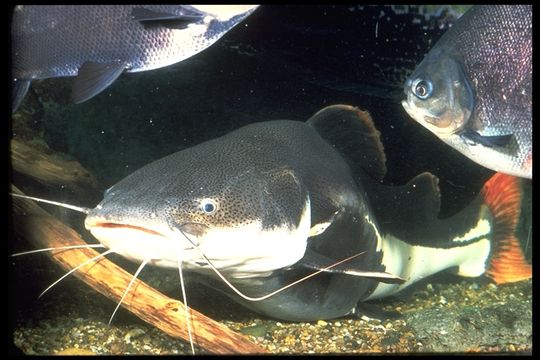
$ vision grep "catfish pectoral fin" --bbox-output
[352,302,402,320]
[343,270,405,284]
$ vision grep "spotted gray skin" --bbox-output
[86,114,384,321]
[11,5,258,110]
[91,121,325,233]
[402,5,532,179]
[84,105,520,321]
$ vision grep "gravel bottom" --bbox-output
[9,261,532,355]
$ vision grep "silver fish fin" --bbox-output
[12,78,31,113]
[72,61,126,104]
[460,130,514,148]
[131,7,204,30]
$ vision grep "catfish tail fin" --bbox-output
[481,173,531,284]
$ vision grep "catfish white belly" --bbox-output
[80,104,530,321]
[12,105,531,322]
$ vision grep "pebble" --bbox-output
[11,271,531,355]
[439,296,447,305]
[124,328,145,344]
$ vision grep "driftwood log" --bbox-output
[10,138,99,197]
[11,185,267,354]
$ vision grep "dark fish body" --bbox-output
[402,5,532,179]
[83,105,530,321]
[11,5,258,110]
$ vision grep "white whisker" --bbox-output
[12,244,105,257]
[201,247,365,302]
[108,258,149,326]
[172,227,365,302]
[10,193,91,214]
[39,249,114,298]
[177,257,195,355]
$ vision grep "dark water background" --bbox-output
[17,5,498,213]
[9,5,532,354]
[17,5,531,240]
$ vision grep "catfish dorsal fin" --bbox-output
[363,172,442,243]
[307,105,387,182]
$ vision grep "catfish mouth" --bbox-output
[85,219,208,239]
[84,218,202,269]
[84,217,210,251]
[89,222,165,237]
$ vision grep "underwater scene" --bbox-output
[9,5,532,355]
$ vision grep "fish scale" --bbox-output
[14,6,196,76]
[402,5,532,179]
[11,5,258,111]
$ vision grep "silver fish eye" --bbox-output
[412,78,433,100]
[200,198,218,214]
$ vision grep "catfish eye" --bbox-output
[200,199,218,214]
[412,79,433,100]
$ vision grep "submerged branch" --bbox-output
[10,185,266,354]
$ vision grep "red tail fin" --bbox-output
[481,173,531,284]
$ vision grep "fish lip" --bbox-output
[424,115,443,127]
[85,218,208,246]
[401,98,458,136]
[86,221,166,237]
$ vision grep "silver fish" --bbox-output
[402,5,532,179]
[11,5,258,112]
